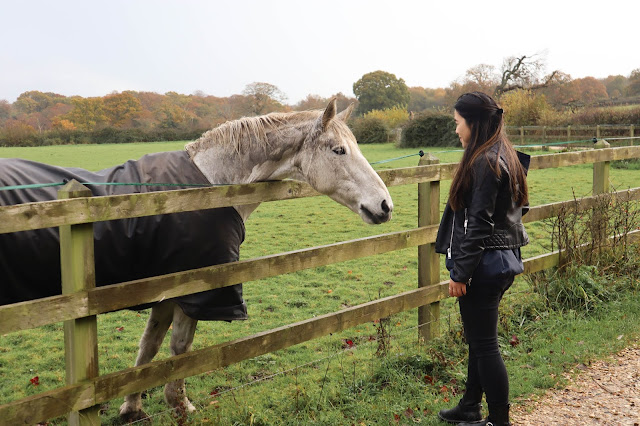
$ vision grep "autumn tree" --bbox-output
[156,100,187,129]
[628,69,640,96]
[445,80,488,106]
[23,102,73,132]
[52,117,77,131]
[353,70,410,115]
[242,82,288,116]
[541,74,608,109]
[157,92,202,129]
[13,91,67,114]
[294,94,329,111]
[541,71,581,108]
[465,64,499,93]
[332,92,358,114]
[0,100,11,124]
[602,75,628,99]
[65,97,107,130]
[575,77,608,103]
[408,87,446,112]
[103,91,143,128]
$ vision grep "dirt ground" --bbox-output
[512,343,639,425]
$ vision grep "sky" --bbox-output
[1,0,638,105]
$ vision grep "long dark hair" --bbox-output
[448,91,528,211]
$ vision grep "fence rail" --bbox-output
[1,144,639,424]
[506,124,637,145]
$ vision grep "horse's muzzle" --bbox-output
[360,200,392,224]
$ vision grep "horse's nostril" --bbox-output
[381,199,390,214]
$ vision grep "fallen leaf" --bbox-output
[509,334,520,347]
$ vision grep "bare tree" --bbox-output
[495,53,560,95]
[465,64,499,93]
[242,82,288,116]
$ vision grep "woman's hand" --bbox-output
[449,279,467,297]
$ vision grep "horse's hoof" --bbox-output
[167,399,196,413]
[119,407,150,423]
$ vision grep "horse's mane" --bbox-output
[186,110,322,155]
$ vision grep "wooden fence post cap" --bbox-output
[58,179,92,199]
[419,152,440,165]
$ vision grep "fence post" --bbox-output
[58,180,100,426]
[592,139,610,195]
[631,125,635,146]
[520,127,524,145]
[596,125,601,140]
[567,125,571,142]
[417,153,440,342]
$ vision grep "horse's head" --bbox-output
[297,99,393,225]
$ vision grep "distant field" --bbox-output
[1,142,639,424]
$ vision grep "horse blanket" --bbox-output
[0,151,248,321]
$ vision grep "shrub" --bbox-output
[572,105,640,125]
[349,116,390,144]
[363,106,409,130]
[0,120,38,147]
[399,112,457,148]
[0,127,209,147]
[499,89,552,126]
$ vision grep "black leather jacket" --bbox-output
[435,146,530,283]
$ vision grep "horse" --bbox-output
[0,99,393,422]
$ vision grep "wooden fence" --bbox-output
[506,124,637,145]
[1,144,640,424]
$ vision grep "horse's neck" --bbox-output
[188,133,305,222]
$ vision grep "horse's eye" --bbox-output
[332,147,346,155]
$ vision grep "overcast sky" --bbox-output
[2,0,638,104]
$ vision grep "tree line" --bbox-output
[2,53,640,147]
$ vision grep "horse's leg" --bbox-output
[164,305,198,413]
[119,302,174,422]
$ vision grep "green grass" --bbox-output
[0,142,639,424]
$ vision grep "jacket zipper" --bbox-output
[464,208,468,235]
[447,212,454,259]
[449,209,473,286]
[464,208,472,286]
[448,209,468,259]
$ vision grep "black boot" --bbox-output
[458,404,510,426]
[437,397,482,424]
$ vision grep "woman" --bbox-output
[435,92,530,426]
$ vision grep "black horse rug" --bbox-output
[0,151,247,321]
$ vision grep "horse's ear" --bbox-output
[336,103,355,122]
[321,98,338,131]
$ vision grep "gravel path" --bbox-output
[512,344,639,425]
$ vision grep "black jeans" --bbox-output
[458,276,513,408]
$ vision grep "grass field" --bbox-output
[0,142,639,425]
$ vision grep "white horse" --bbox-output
[118,99,393,421]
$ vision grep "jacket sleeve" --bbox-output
[451,157,501,283]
